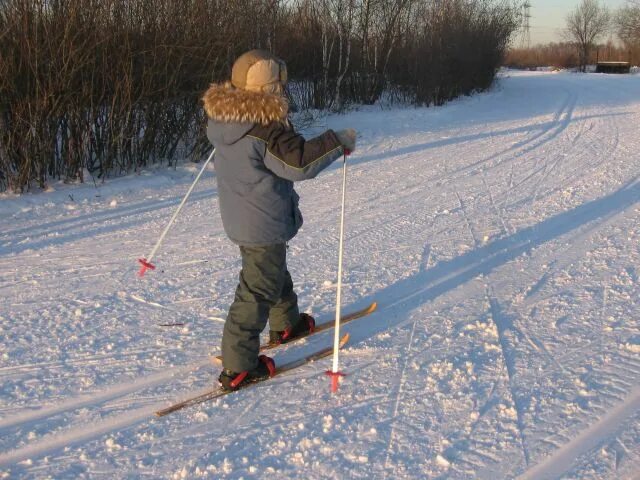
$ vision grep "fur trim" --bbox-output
[202,81,288,126]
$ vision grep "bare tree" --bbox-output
[565,0,611,72]
[616,0,640,49]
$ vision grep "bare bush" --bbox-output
[408,0,517,106]
[0,0,270,192]
[505,43,577,70]
[0,0,519,192]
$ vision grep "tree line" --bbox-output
[0,0,519,192]
[505,41,634,71]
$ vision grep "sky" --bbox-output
[524,0,628,46]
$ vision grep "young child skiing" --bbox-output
[203,50,357,391]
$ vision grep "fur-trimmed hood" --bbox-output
[202,81,289,126]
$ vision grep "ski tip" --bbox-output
[340,333,350,347]
[369,302,378,312]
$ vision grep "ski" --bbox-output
[155,334,350,417]
[212,301,376,363]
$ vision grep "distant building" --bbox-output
[596,62,631,74]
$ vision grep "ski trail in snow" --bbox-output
[455,191,479,248]
[486,291,531,466]
[0,404,159,468]
[126,293,225,323]
[482,174,511,236]
[382,318,419,477]
[442,89,575,181]
[518,387,640,480]
[1,187,216,240]
[129,293,180,311]
[457,182,534,466]
[0,359,209,433]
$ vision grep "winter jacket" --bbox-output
[203,82,344,246]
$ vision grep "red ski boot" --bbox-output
[269,313,315,345]
[218,355,276,391]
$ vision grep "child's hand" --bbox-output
[335,129,357,153]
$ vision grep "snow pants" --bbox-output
[221,243,300,372]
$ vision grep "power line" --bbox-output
[520,1,532,49]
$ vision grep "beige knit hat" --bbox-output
[231,50,287,94]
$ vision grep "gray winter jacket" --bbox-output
[203,82,344,246]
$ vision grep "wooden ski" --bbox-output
[156,334,351,417]
[212,302,376,364]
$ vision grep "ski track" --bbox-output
[1,71,640,478]
[0,359,209,434]
[518,387,640,480]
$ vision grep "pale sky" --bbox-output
[525,0,628,46]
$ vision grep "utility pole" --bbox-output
[520,1,532,49]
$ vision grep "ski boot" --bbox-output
[269,313,316,345]
[218,355,276,391]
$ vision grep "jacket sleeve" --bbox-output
[248,122,344,182]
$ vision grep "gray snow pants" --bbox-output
[221,243,300,372]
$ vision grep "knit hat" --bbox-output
[231,50,287,94]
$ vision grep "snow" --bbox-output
[1,71,640,479]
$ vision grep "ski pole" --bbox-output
[326,150,350,392]
[138,149,216,277]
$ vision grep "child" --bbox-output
[203,49,356,390]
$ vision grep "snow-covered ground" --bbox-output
[1,71,639,479]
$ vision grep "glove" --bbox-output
[335,128,357,153]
